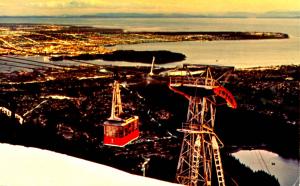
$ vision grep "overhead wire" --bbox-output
[69,59,101,67]
[2,55,67,68]
[254,151,265,172]
[257,150,271,174]
[254,150,271,175]
[0,58,54,69]
[0,63,36,70]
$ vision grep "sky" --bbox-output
[0,0,300,16]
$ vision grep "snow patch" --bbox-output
[0,143,180,186]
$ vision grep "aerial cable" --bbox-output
[254,151,265,172]
[0,63,36,70]
[258,150,271,174]
[3,55,68,68]
[69,59,101,67]
[0,58,53,69]
[254,150,271,175]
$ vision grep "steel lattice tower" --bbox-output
[108,80,123,120]
[170,66,236,186]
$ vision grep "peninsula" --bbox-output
[0,24,289,58]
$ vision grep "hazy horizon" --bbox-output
[0,0,299,16]
[0,11,299,18]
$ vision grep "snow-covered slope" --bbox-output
[0,143,180,186]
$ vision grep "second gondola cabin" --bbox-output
[103,81,139,147]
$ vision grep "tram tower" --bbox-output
[169,65,237,186]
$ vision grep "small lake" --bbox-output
[232,150,299,186]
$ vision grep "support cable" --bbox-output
[258,150,271,174]
[0,63,36,70]
[0,58,58,69]
[3,55,67,68]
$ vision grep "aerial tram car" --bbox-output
[103,81,139,147]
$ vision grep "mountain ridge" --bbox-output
[1,11,299,18]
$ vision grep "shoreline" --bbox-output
[0,23,289,56]
[49,50,186,64]
[1,63,298,84]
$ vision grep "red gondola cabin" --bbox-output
[103,81,139,147]
[103,116,139,147]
